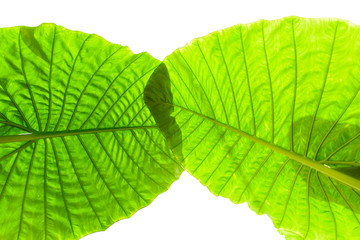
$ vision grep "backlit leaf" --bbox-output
[145,16,360,239]
[0,23,182,240]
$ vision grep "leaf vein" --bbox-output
[317,172,337,240]
[53,34,92,131]
[258,158,290,213]
[196,40,229,124]
[278,165,303,228]
[237,150,274,202]
[77,135,129,217]
[178,51,216,118]
[18,29,42,131]
[75,53,144,130]
[50,139,75,236]
[44,26,56,132]
[239,26,256,135]
[305,20,339,157]
[192,130,228,174]
[61,137,104,229]
[262,21,274,143]
[112,132,165,189]
[95,133,149,204]
[291,19,298,151]
[129,130,177,180]
[97,66,157,128]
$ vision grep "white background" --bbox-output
[1,1,359,239]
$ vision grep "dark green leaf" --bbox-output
[0,23,182,240]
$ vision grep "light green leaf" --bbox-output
[145,16,360,239]
[0,23,182,240]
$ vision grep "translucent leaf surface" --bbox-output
[145,16,360,239]
[0,24,182,240]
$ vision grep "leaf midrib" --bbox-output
[0,125,157,144]
[169,103,360,192]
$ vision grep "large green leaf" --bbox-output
[145,16,360,239]
[0,24,182,239]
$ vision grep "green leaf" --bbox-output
[0,23,182,240]
[145,16,360,239]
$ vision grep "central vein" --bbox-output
[170,103,360,192]
[0,125,157,144]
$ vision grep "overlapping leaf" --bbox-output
[0,24,182,240]
[146,16,360,239]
